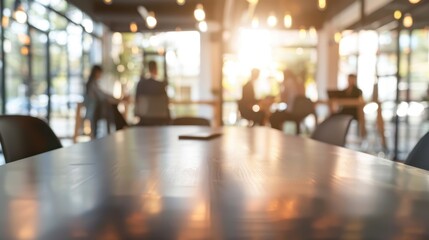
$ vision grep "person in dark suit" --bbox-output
[338,74,362,119]
[134,60,170,126]
[238,68,265,125]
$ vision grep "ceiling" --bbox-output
[346,0,429,31]
[66,0,357,32]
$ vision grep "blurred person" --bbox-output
[280,69,305,107]
[269,69,308,130]
[238,68,265,126]
[422,83,429,102]
[337,74,362,119]
[84,65,123,138]
[134,60,170,125]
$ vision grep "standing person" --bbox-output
[338,74,362,119]
[238,68,265,126]
[84,65,122,138]
[134,60,170,125]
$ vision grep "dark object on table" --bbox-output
[178,130,222,140]
[0,115,62,163]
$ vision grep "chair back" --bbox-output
[290,96,315,120]
[311,114,353,147]
[112,105,128,130]
[171,117,210,126]
[405,132,429,171]
[135,95,170,119]
[0,115,62,163]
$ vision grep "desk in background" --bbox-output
[0,126,427,239]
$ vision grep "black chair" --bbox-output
[0,115,62,163]
[310,114,353,147]
[171,117,211,126]
[405,132,429,171]
[111,104,128,130]
[135,95,171,126]
[270,96,316,134]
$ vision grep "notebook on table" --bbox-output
[178,130,222,140]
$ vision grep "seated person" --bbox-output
[134,60,171,126]
[270,69,308,131]
[337,74,362,120]
[238,68,265,125]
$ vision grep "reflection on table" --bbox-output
[1,126,428,239]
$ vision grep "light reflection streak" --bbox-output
[10,200,38,240]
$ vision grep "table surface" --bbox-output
[1,126,429,239]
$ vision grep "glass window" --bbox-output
[82,15,93,34]
[28,2,50,31]
[357,30,378,100]
[0,20,2,113]
[66,5,83,24]
[409,29,429,101]
[5,22,30,115]
[223,28,318,124]
[29,28,48,118]
[49,0,68,13]
[49,11,67,30]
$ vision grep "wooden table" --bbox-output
[0,126,428,239]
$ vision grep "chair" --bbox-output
[135,95,171,126]
[0,115,62,163]
[270,96,317,134]
[237,100,265,126]
[171,117,211,126]
[404,132,429,171]
[310,114,353,147]
[111,104,128,130]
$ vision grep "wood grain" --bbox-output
[0,126,427,239]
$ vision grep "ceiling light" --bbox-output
[318,0,326,10]
[299,28,307,39]
[393,10,402,20]
[103,0,112,5]
[198,21,208,32]
[20,46,29,55]
[130,22,138,32]
[309,26,317,38]
[137,6,148,19]
[2,16,9,28]
[403,13,413,28]
[409,0,421,4]
[283,13,292,28]
[194,4,205,21]
[13,5,27,24]
[146,11,157,29]
[247,0,258,4]
[177,0,185,5]
[267,12,277,27]
[112,32,122,45]
[334,32,342,43]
